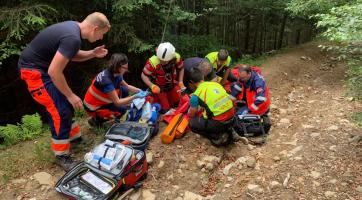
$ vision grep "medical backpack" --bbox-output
[233,114,271,137]
[55,141,147,200]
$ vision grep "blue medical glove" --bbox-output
[134,90,148,99]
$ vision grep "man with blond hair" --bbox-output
[18,12,110,171]
[205,49,235,85]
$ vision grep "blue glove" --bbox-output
[134,90,148,99]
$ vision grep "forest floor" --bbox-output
[0,42,361,200]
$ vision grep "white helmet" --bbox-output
[156,42,176,62]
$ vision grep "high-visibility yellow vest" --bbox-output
[205,52,231,74]
[193,81,233,118]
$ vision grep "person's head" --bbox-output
[217,49,229,67]
[188,67,204,92]
[80,12,110,43]
[107,53,129,75]
[197,60,212,77]
[238,65,252,82]
[156,42,176,65]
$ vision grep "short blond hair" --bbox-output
[84,12,110,29]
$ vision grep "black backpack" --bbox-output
[233,114,271,137]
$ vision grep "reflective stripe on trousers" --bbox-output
[20,68,81,156]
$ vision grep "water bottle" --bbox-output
[148,103,161,124]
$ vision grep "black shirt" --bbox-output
[19,21,81,70]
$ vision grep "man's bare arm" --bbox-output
[72,45,108,62]
[107,90,136,107]
[48,51,83,110]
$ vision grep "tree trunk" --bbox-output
[252,17,260,53]
[273,30,278,50]
[263,23,267,52]
[278,13,288,49]
[296,28,301,44]
[259,14,265,54]
[244,14,251,52]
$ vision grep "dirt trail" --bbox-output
[1,42,361,200]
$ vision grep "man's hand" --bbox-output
[67,94,83,111]
[93,45,108,58]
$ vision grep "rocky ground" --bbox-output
[0,42,361,200]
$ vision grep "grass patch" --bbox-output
[235,54,271,66]
[351,112,362,128]
[346,59,362,99]
[74,109,87,121]
[92,123,112,135]
[0,115,107,185]
[33,140,55,164]
[0,135,53,184]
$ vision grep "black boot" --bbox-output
[231,128,249,144]
[88,117,105,127]
[210,132,229,146]
[55,155,78,171]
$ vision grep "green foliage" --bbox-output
[287,0,340,17]
[112,0,156,13]
[0,5,53,40]
[0,124,21,147]
[0,41,22,61]
[318,43,362,100]
[109,0,157,52]
[166,34,233,58]
[0,4,56,61]
[291,0,362,102]
[21,113,43,139]
[74,109,87,121]
[0,113,43,147]
[171,5,198,21]
[346,59,362,99]
[316,3,362,42]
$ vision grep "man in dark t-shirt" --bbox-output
[18,12,110,171]
[183,57,217,91]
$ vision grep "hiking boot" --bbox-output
[55,155,78,171]
[248,136,266,145]
[210,132,229,146]
[230,128,249,144]
[239,136,249,145]
[88,117,104,128]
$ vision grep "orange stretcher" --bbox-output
[160,113,189,144]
